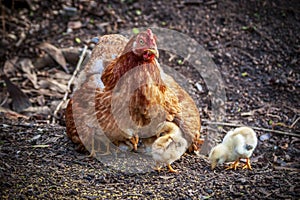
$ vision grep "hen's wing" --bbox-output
[76,34,128,89]
[161,72,202,152]
[65,80,104,154]
[94,88,135,143]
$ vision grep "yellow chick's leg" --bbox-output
[167,164,178,173]
[242,158,253,170]
[225,159,240,170]
[130,135,139,151]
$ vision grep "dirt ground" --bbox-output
[0,0,299,199]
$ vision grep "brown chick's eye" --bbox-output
[139,39,144,45]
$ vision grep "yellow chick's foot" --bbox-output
[167,164,179,173]
[242,158,253,170]
[225,160,240,170]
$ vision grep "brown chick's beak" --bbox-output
[143,49,159,60]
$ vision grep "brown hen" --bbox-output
[65,29,202,156]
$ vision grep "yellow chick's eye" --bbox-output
[139,39,144,45]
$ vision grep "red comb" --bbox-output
[147,29,153,37]
[146,29,156,45]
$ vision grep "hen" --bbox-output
[152,122,188,173]
[65,29,202,157]
[209,127,258,170]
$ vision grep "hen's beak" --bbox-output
[144,48,159,59]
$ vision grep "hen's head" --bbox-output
[124,29,159,61]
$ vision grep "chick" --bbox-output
[152,122,188,173]
[209,127,258,170]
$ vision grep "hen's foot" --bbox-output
[197,138,205,146]
[88,149,96,158]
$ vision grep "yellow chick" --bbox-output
[152,122,188,173]
[209,127,258,170]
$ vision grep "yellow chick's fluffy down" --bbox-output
[209,126,258,170]
[152,122,188,173]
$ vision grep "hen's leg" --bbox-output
[225,159,240,170]
[192,133,204,151]
[167,164,178,173]
[242,158,253,170]
[130,135,139,151]
[88,134,96,157]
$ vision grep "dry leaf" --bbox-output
[36,95,45,106]
[68,21,82,29]
[3,57,19,76]
[53,70,72,80]
[0,106,30,120]
[19,58,39,89]
[23,106,51,115]
[2,74,32,112]
[34,47,82,69]
[39,42,69,73]
[22,88,64,98]
[38,77,68,93]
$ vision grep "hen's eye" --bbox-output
[139,39,144,45]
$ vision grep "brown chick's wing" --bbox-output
[162,73,202,152]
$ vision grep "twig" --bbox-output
[123,193,144,197]
[290,117,300,129]
[273,166,300,172]
[52,45,88,123]
[202,119,299,138]
[1,1,6,37]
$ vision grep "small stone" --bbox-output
[195,82,203,92]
